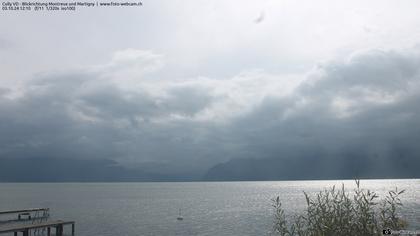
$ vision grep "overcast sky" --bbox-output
[1,0,420,178]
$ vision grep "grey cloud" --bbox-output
[164,85,216,115]
[1,48,420,181]
[0,52,220,178]
[0,37,13,50]
[300,49,420,96]
[0,87,11,97]
[204,49,420,180]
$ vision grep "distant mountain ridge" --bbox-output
[203,155,420,181]
[1,154,419,182]
[0,157,191,182]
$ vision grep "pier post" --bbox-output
[71,223,75,236]
[47,227,51,236]
[55,224,63,236]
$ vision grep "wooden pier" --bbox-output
[0,208,49,222]
[0,208,49,215]
[0,220,75,236]
[0,208,75,236]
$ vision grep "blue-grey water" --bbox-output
[0,179,419,235]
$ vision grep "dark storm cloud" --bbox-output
[205,49,420,180]
[0,52,221,179]
[230,49,420,154]
[1,48,420,181]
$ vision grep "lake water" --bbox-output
[0,179,419,235]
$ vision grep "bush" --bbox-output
[272,180,407,236]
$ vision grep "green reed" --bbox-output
[272,180,407,236]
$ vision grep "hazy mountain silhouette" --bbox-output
[0,157,191,182]
[1,152,419,182]
[203,154,420,181]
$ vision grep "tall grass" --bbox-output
[272,180,407,236]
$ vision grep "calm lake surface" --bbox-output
[0,179,419,235]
